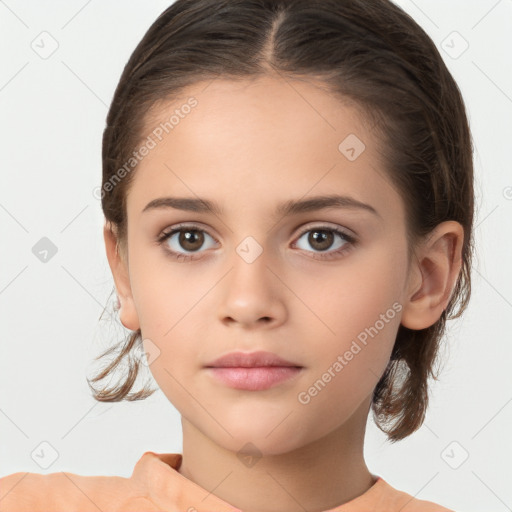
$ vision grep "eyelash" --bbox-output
[156,223,357,262]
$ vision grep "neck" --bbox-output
[178,398,376,512]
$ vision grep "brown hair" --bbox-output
[87,0,475,442]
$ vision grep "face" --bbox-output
[116,75,414,455]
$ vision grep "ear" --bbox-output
[401,221,464,330]
[103,223,140,331]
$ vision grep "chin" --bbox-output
[208,421,312,458]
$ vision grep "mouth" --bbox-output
[204,351,304,391]
[205,366,303,391]
[205,350,301,368]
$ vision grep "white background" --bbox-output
[1,1,511,511]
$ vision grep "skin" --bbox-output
[104,74,464,512]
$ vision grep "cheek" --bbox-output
[294,291,402,439]
[129,239,208,336]
[299,239,407,340]
[297,240,407,394]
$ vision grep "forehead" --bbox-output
[143,74,371,155]
[127,75,403,226]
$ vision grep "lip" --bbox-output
[207,367,303,390]
[204,351,303,391]
[205,350,301,368]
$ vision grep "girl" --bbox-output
[0,0,473,510]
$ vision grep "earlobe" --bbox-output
[117,295,141,331]
[103,223,141,331]
[400,221,464,330]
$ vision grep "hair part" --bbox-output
[88,0,475,443]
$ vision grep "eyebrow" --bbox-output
[142,194,380,218]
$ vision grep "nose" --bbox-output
[218,244,287,330]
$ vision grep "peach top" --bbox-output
[0,451,454,511]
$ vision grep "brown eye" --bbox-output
[308,230,334,251]
[178,229,204,252]
[157,224,218,261]
[294,226,355,260]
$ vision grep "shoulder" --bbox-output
[375,478,455,512]
[0,469,158,512]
